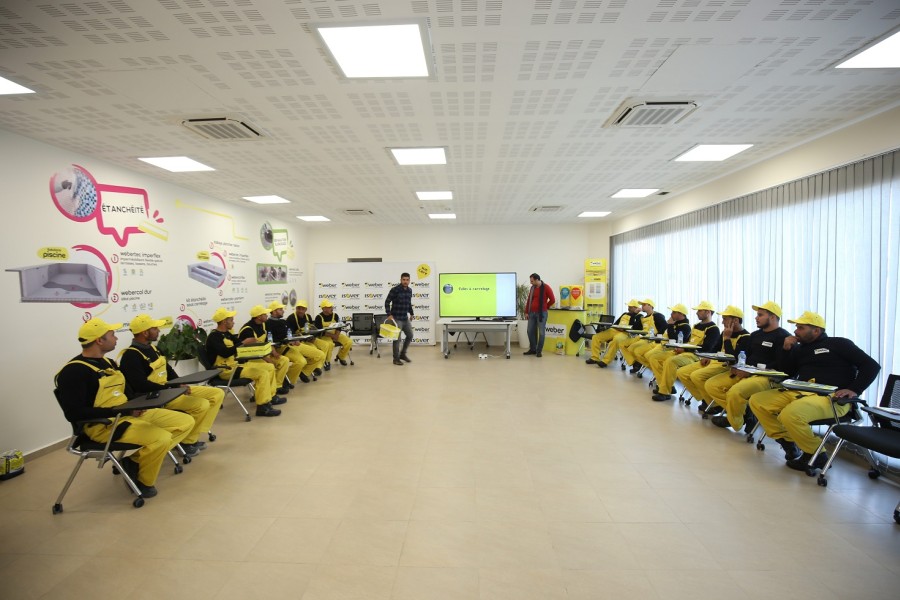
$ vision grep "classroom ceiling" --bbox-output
[1,0,899,226]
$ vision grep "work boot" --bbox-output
[399,354,411,362]
[338,358,349,366]
[629,364,641,375]
[255,403,282,417]
[743,410,758,433]
[283,378,295,389]
[180,443,200,457]
[787,451,828,472]
[585,358,598,365]
[523,350,537,356]
[120,457,157,498]
[313,368,323,376]
[324,362,331,372]
[776,438,802,461]
[270,395,287,405]
[711,416,732,429]
[651,393,672,402]
[393,358,403,366]
[299,372,311,383]
[596,361,608,369]
[276,385,290,395]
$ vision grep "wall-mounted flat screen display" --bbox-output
[438,272,517,319]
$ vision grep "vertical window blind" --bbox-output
[611,149,899,396]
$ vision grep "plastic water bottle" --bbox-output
[649,326,655,337]
[286,329,293,341]
[677,331,684,344]
[737,351,746,367]
[267,331,273,343]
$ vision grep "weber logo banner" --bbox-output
[545,323,567,338]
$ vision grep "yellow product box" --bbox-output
[1,450,25,480]
[236,342,272,360]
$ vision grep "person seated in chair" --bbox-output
[650,301,721,402]
[268,300,323,383]
[286,301,330,374]
[239,305,292,395]
[119,314,224,456]
[748,311,880,469]
[633,304,692,385]
[54,318,194,498]
[619,299,668,374]
[589,299,642,367]
[206,307,285,417]
[315,300,353,366]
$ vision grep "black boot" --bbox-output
[775,438,802,461]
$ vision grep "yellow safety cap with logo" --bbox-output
[626,299,641,308]
[668,303,690,315]
[692,301,716,312]
[267,300,286,311]
[212,307,237,323]
[78,317,123,344]
[130,314,167,334]
[640,298,655,308]
[720,305,744,319]
[295,300,308,309]
[751,301,782,318]
[787,311,826,329]
[319,299,334,308]
[249,305,270,318]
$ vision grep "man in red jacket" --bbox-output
[523,273,556,358]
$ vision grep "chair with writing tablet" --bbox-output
[197,345,255,422]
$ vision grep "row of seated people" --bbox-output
[53,299,355,500]
[587,299,882,472]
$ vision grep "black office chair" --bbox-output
[52,389,148,512]
[371,314,389,358]
[817,375,900,497]
[348,312,375,355]
[197,345,255,422]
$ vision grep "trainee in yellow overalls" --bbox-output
[242,323,291,387]
[588,313,631,362]
[213,336,277,406]
[60,360,193,486]
[318,312,352,361]
[676,331,750,405]
[120,347,224,444]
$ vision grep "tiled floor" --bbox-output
[2,345,899,599]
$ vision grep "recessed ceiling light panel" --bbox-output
[836,30,900,69]
[578,211,612,218]
[297,216,330,222]
[611,189,659,198]
[138,156,214,172]
[313,21,434,79]
[428,213,456,220]
[416,191,453,200]
[390,147,447,165]
[243,195,290,204]
[0,75,35,95]
[674,144,752,162]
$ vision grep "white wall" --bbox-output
[0,129,310,454]
[610,104,900,235]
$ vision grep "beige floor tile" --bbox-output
[321,519,408,566]
[301,565,396,600]
[173,515,275,561]
[535,486,611,522]
[645,569,753,600]
[42,556,163,599]
[594,486,680,523]
[399,520,480,567]
[563,569,659,600]
[617,523,718,570]
[411,487,477,521]
[249,517,341,563]
[215,562,316,600]
[392,567,479,599]
[728,569,841,600]
[343,484,417,520]
[279,485,360,519]
[477,567,568,600]
[0,554,91,600]
[127,558,236,599]
[547,521,639,570]
[476,521,558,569]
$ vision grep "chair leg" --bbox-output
[53,454,88,512]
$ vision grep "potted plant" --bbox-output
[516,282,530,349]
[156,323,207,376]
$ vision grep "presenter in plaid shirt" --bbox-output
[385,272,415,366]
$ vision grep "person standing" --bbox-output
[523,273,555,357]
[385,272,415,366]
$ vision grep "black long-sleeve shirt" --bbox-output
[118,342,178,393]
[206,329,240,361]
[691,321,721,352]
[627,312,643,330]
[54,355,135,424]
[385,284,414,320]
[781,333,880,394]
[238,319,266,342]
[747,327,790,367]
[640,311,668,334]
[267,317,289,342]
[722,329,751,357]
[665,318,692,343]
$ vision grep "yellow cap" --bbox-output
[626,299,641,308]
[295,300,308,309]
[212,307,236,323]
[640,298,655,308]
[129,314,166,334]
[788,311,826,329]
[751,301,782,318]
[319,299,334,308]
[692,301,715,312]
[249,305,270,318]
[720,305,744,319]
[668,303,690,316]
[267,300,286,311]
[78,318,122,344]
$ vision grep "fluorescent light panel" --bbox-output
[297,215,330,222]
[674,144,752,162]
[836,31,900,69]
[243,195,291,204]
[315,22,431,78]
[0,75,35,95]
[416,191,453,201]
[428,213,456,220]
[138,156,214,172]
[390,147,447,165]
[578,211,612,218]
[611,188,659,198]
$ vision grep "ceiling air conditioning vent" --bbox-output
[530,205,563,213]
[605,101,698,128]
[181,117,264,140]
[344,209,373,216]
